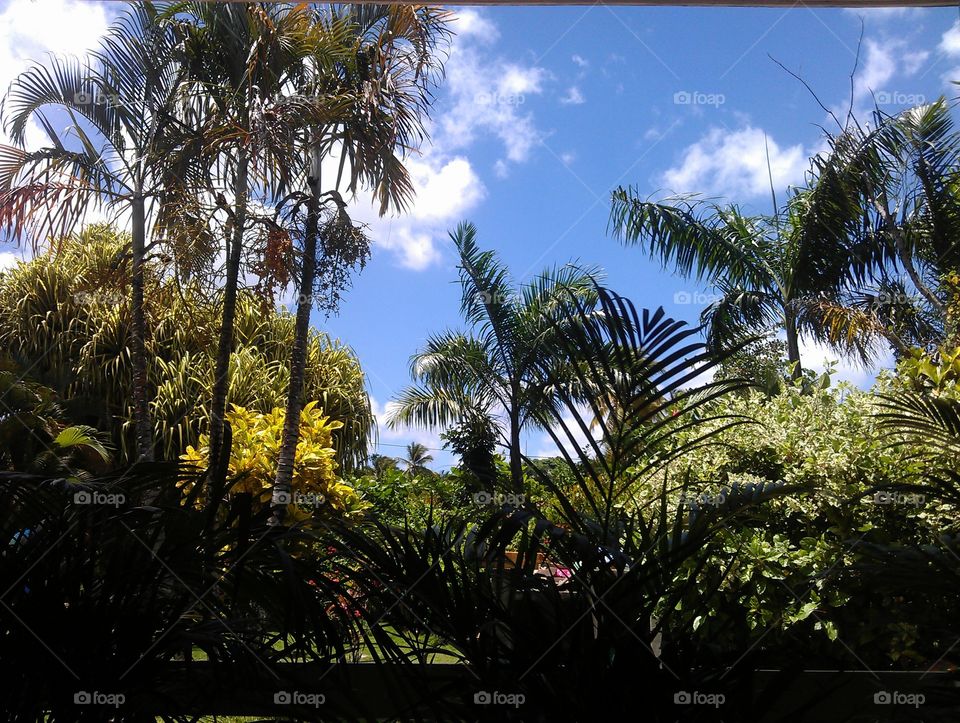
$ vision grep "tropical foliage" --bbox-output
[609,99,960,375]
[647,374,957,666]
[3,3,960,719]
[0,363,112,476]
[181,401,366,519]
[0,463,373,721]
[389,221,599,491]
[0,226,372,467]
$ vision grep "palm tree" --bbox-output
[610,100,960,377]
[610,99,960,379]
[609,191,812,378]
[388,222,599,492]
[399,442,434,480]
[164,3,356,479]
[608,142,913,378]
[0,4,202,460]
[271,5,450,519]
[327,283,788,721]
[797,99,960,356]
[368,453,399,480]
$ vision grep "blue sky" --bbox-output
[326,5,960,467]
[1,2,959,469]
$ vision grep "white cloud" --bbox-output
[902,50,931,76]
[798,337,895,389]
[0,251,22,272]
[450,8,498,43]
[660,126,807,200]
[560,152,575,166]
[406,157,484,224]
[856,40,897,101]
[335,9,549,271]
[853,39,930,106]
[572,54,589,68]
[500,64,545,96]
[437,12,547,168]
[343,154,485,271]
[838,38,930,118]
[369,396,447,464]
[0,0,111,147]
[0,0,110,62]
[560,86,585,106]
[942,21,960,56]
[937,22,960,87]
[372,227,441,271]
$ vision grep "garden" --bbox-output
[1,2,960,721]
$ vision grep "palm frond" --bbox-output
[609,188,775,288]
[527,281,753,535]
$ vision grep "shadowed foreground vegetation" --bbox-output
[2,2,960,721]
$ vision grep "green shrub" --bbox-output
[0,225,372,467]
[653,375,955,667]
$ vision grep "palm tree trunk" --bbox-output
[895,233,946,317]
[508,404,523,494]
[208,147,249,479]
[130,191,154,461]
[876,194,946,316]
[271,160,321,522]
[784,307,802,381]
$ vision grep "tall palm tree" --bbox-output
[608,147,904,377]
[271,5,450,519]
[388,222,599,492]
[399,442,433,480]
[609,99,960,378]
[609,191,813,378]
[165,3,355,478]
[0,4,201,460]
